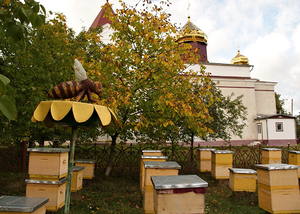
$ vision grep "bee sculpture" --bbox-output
[48,59,102,103]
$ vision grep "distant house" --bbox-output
[90,3,297,146]
[255,114,297,146]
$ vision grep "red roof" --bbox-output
[90,2,114,29]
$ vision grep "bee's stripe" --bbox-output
[54,86,62,98]
[61,82,68,98]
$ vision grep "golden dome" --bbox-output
[176,16,208,45]
[230,50,249,65]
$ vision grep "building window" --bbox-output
[276,122,283,132]
[257,124,262,134]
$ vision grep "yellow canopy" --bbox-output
[31,100,118,129]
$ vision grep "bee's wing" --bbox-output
[74,59,88,81]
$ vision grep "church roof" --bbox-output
[230,50,249,65]
[176,16,208,45]
[89,2,115,29]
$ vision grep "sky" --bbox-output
[37,0,300,115]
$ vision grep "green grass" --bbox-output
[0,171,268,214]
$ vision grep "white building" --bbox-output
[90,3,297,146]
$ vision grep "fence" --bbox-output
[1,142,299,176]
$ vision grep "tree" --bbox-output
[275,92,286,114]
[0,0,46,121]
[0,13,102,146]
[86,0,218,176]
[0,0,45,44]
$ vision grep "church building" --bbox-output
[90,3,297,146]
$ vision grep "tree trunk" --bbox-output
[190,132,194,169]
[105,134,118,176]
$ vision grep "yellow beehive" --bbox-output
[143,161,181,214]
[256,164,300,213]
[25,178,67,212]
[27,148,69,181]
[196,148,216,172]
[211,150,233,179]
[74,159,95,179]
[71,166,84,192]
[151,175,208,214]
[288,150,300,178]
[0,196,49,214]
[261,148,281,164]
[142,150,163,156]
[229,168,257,192]
[140,155,168,193]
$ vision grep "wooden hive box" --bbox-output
[27,148,69,181]
[142,150,163,156]
[256,164,300,213]
[71,166,85,192]
[140,155,168,193]
[288,150,300,178]
[229,168,257,192]
[261,148,282,164]
[151,175,208,214]
[74,159,95,179]
[211,150,233,179]
[0,196,49,214]
[25,177,67,212]
[196,148,216,172]
[143,161,181,214]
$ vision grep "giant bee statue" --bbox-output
[48,59,102,103]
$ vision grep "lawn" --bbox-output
[0,170,266,214]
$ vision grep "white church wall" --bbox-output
[255,81,277,115]
[213,77,258,141]
[100,23,114,45]
[204,63,251,78]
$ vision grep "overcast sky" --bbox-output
[38,0,300,115]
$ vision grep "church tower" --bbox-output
[176,16,208,62]
[89,1,115,44]
[230,49,249,65]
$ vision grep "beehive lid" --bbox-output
[151,175,208,190]
[144,161,181,169]
[72,166,85,172]
[262,148,281,151]
[288,150,300,154]
[27,148,69,153]
[197,148,216,151]
[229,168,257,174]
[211,150,234,154]
[0,196,49,212]
[256,164,299,170]
[142,150,162,153]
[75,159,96,164]
[25,177,68,185]
[141,155,168,160]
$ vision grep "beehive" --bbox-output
[256,164,300,213]
[288,150,300,178]
[196,148,216,172]
[261,148,281,164]
[74,159,95,179]
[151,175,208,214]
[27,148,69,181]
[140,155,168,193]
[142,150,163,156]
[25,177,67,212]
[0,196,49,214]
[229,168,257,192]
[71,166,84,192]
[143,161,181,214]
[211,150,233,179]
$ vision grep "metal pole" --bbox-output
[64,126,77,214]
